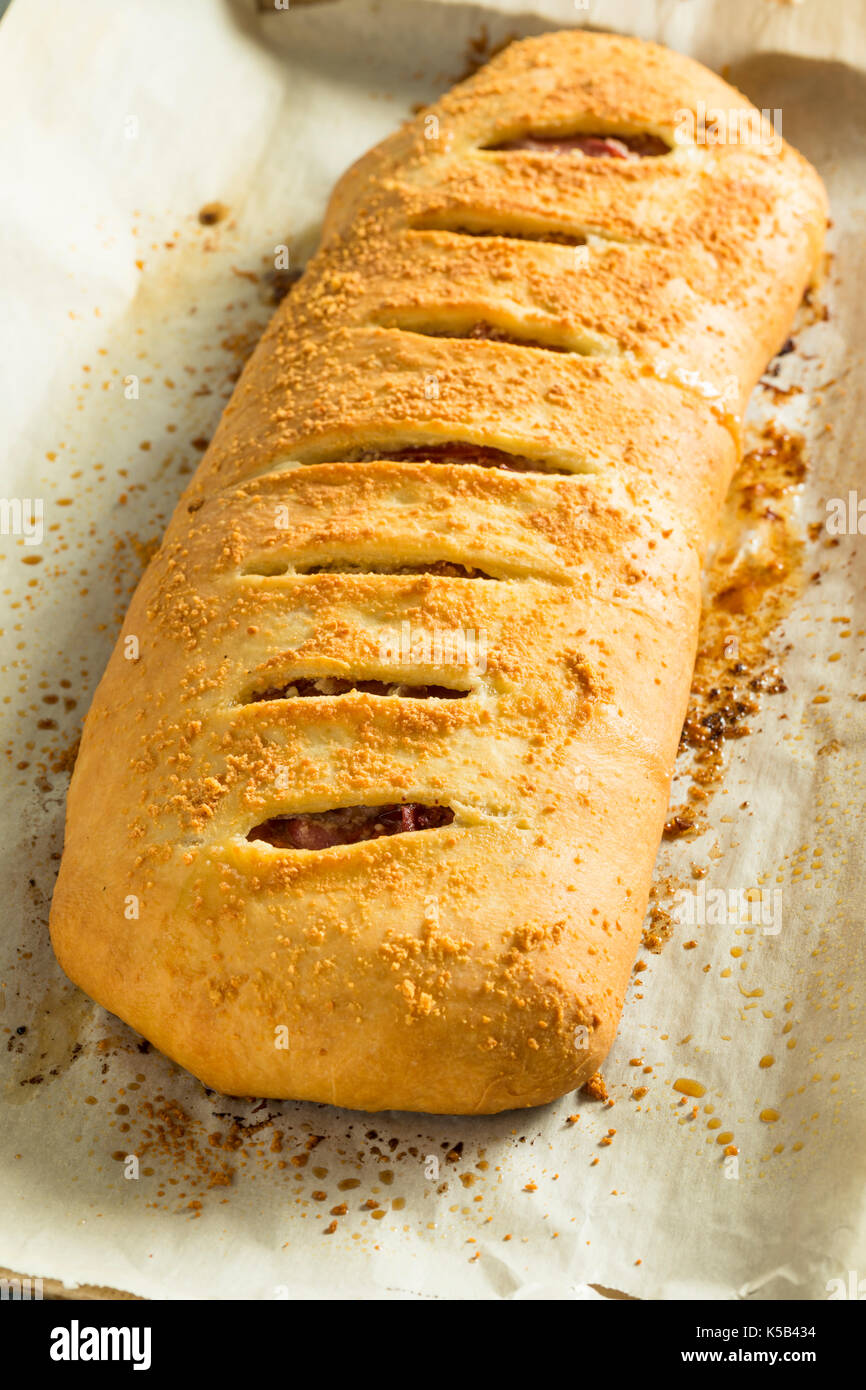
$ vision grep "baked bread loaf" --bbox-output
[50,30,826,1113]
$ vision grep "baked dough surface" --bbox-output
[49,30,826,1112]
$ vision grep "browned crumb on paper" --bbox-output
[676,423,809,808]
[117,532,161,577]
[197,202,229,226]
[452,25,522,85]
[818,739,842,756]
[642,412,813,955]
[261,267,303,306]
[642,878,679,953]
[50,736,80,777]
[581,1071,608,1102]
[663,804,708,842]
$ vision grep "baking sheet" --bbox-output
[0,0,864,1300]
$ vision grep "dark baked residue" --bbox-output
[247,803,456,850]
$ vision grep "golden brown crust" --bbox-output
[49,29,826,1113]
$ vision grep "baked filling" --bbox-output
[247,677,468,702]
[247,803,455,849]
[242,557,500,579]
[387,319,570,353]
[410,218,589,246]
[489,132,670,158]
[348,442,569,474]
[297,560,498,578]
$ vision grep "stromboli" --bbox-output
[49,30,827,1113]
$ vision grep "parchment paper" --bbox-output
[1,0,863,1300]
